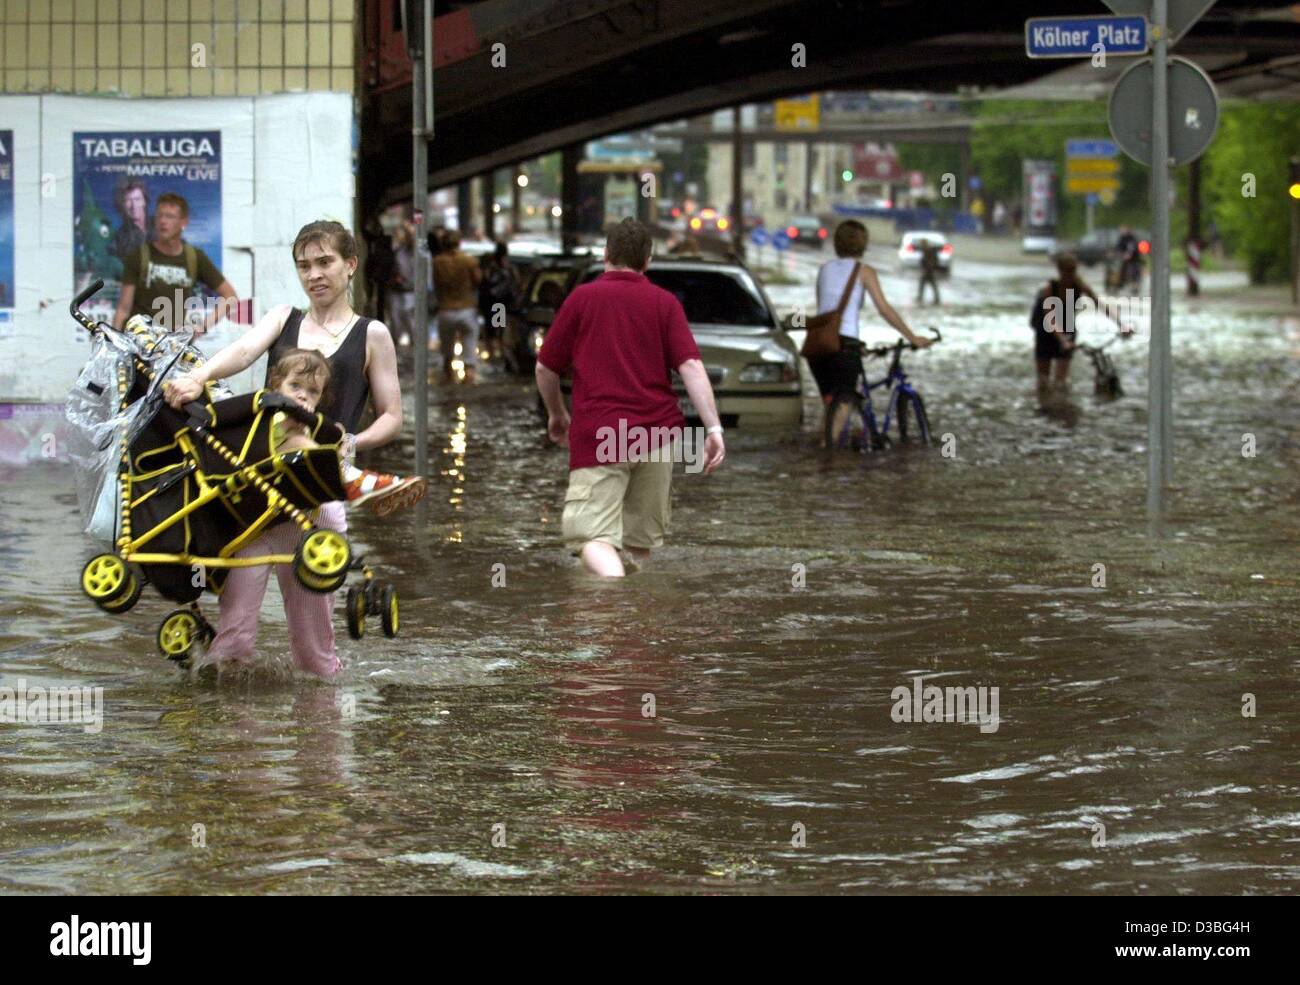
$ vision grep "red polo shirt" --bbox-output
[538,269,701,470]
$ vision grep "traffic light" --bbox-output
[1289,157,1300,200]
[841,169,854,182]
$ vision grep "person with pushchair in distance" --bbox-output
[1031,253,1133,394]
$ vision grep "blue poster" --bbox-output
[72,131,222,321]
[0,130,13,330]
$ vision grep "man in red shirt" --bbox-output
[536,219,725,576]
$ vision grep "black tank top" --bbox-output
[265,309,372,433]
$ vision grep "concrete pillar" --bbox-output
[560,145,581,252]
[511,163,523,235]
[482,170,496,240]
[731,105,745,258]
[959,143,972,213]
[804,140,814,213]
[457,180,472,236]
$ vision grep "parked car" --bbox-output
[897,231,953,272]
[785,215,829,248]
[524,256,802,427]
[1058,227,1151,267]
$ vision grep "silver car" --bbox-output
[561,257,803,427]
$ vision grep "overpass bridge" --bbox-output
[358,0,1300,237]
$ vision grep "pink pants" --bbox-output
[205,501,346,679]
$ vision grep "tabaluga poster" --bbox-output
[72,131,222,323]
[0,130,13,334]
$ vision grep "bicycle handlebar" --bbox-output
[861,327,941,359]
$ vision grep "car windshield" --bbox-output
[577,267,774,330]
[643,269,773,327]
[576,267,774,327]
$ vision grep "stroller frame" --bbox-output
[71,280,400,662]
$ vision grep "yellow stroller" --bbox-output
[66,280,400,663]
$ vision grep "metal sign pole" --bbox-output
[1147,0,1172,513]
[409,0,431,479]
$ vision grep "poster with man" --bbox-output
[0,130,13,333]
[73,131,231,329]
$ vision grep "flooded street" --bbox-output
[3,248,1298,895]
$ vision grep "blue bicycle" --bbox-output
[825,328,941,451]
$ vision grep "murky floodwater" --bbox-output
[2,249,1298,894]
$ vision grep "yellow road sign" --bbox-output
[1066,176,1121,194]
[775,95,820,132]
[1066,158,1121,175]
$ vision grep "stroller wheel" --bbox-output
[100,568,144,614]
[345,586,366,640]
[158,609,200,661]
[82,553,128,605]
[294,529,352,594]
[380,585,399,638]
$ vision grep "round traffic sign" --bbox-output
[1108,56,1219,167]
[750,226,770,247]
[772,231,791,251]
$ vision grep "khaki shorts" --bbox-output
[562,460,673,554]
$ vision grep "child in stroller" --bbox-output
[254,347,426,517]
[68,279,416,668]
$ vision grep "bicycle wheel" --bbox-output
[895,390,932,445]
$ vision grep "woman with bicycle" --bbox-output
[1030,253,1131,393]
[810,221,931,446]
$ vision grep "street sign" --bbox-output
[1066,137,1121,196]
[1066,176,1122,194]
[1108,56,1219,166]
[772,230,791,251]
[750,226,770,247]
[1098,3,1219,517]
[1067,139,1119,157]
[1067,158,1121,175]
[774,95,820,132]
[1101,0,1217,47]
[1025,15,1149,58]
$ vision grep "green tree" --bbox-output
[1202,103,1300,283]
[895,143,962,188]
[969,100,1148,236]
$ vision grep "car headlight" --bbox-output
[738,361,797,383]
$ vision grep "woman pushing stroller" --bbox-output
[164,220,421,679]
